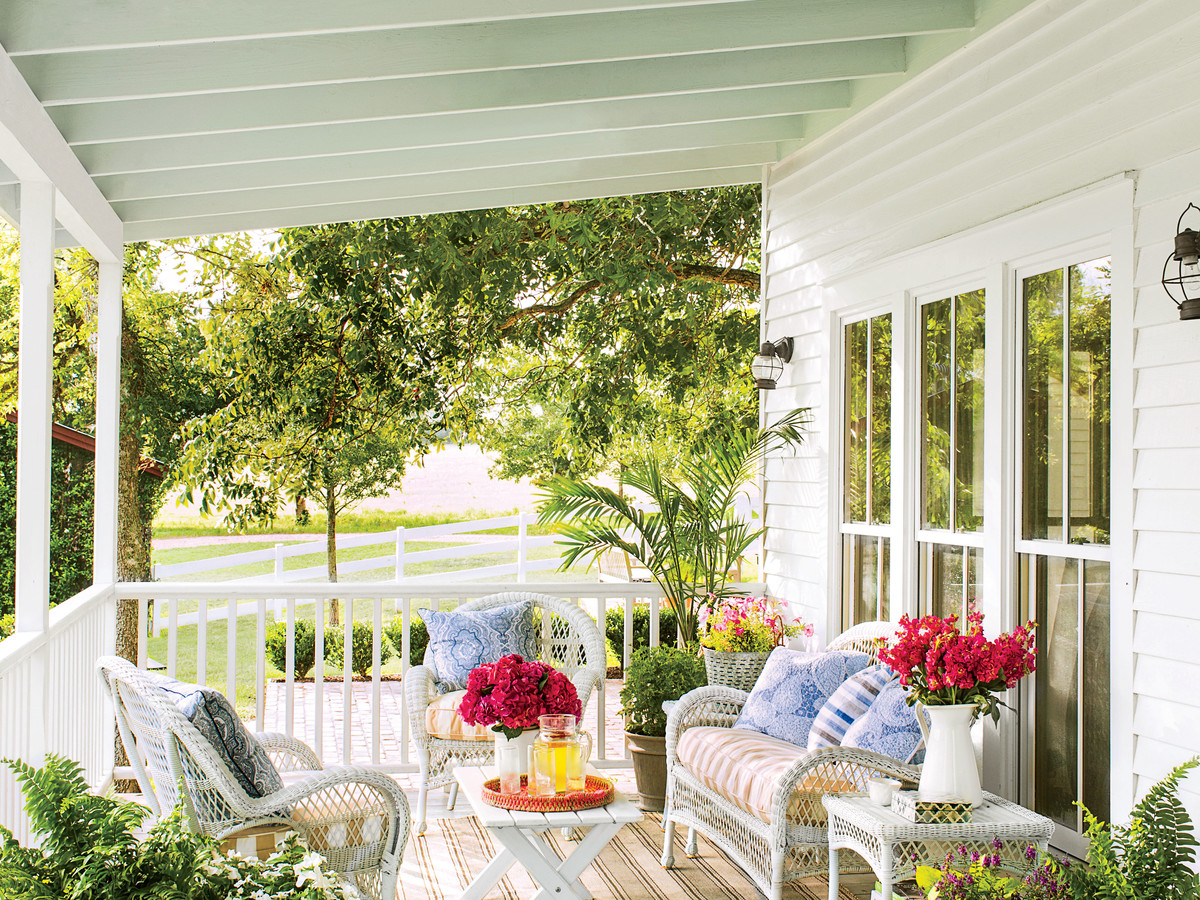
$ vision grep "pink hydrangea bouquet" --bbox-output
[876,610,1037,722]
[458,654,582,739]
[699,595,811,653]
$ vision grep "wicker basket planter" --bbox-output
[702,648,771,692]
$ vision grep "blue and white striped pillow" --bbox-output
[807,663,895,751]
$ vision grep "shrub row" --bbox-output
[604,604,698,666]
[265,615,429,678]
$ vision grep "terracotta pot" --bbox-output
[625,731,667,811]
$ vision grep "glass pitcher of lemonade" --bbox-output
[531,714,592,794]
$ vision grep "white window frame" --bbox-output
[822,176,1134,819]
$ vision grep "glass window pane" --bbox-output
[845,321,868,522]
[922,298,952,529]
[1082,559,1110,822]
[844,534,889,625]
[1023,269,1065,541]
[1068,259,1111,545]
[955,290,986,533]
[871,316,892,525]
[1030,554,1081,830]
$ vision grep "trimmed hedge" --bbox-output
[604,604,697,664]
[383,614,429,668]
[325,620,395,678]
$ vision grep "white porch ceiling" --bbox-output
[0,0,1033,245]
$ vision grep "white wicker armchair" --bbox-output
[661,622,919,900]
[404,591,607,834]
[99,656,409,900]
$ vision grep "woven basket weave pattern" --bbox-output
[702,649,770,693]
[480,775,615,811]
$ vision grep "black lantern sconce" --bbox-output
[751,336,794,390]
[1162,202,1200,321]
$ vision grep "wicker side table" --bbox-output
[822,793,1054,900]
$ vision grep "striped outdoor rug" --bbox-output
[398,812,880,900]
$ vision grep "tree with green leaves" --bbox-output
[174,228,451,621]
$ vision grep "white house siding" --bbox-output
[760,0,1200,822]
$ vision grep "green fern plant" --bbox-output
[0,755,352,900]
[1054,756,1200,900]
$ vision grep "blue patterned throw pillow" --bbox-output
[419,600,538,690]
[148,673,283,798]
[808,663,895,751]
[733,648,871,747]
[839,677,928,764]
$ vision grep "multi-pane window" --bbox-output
[1019,257,1111,854]
[842,314,892,625]
[918,289,985,620]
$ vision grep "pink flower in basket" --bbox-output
[458,654,582,739]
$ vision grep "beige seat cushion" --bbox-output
[425,690,493,742]
[676,726,857,825]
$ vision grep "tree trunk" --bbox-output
[114,316,151,793]
[325,476,339,626]
[295,494,308,525]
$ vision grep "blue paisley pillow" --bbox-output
[839,677,928,764]
[420,600,538,690]
[148,673,283,798]
[733,648,871,747]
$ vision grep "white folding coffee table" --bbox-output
[454,766,643,900]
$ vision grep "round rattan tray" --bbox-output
[480,775,615,812]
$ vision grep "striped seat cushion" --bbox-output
[425,690,493,742]
[675,727,854,824]
[807,663,895,751]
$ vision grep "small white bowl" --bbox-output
[868,776,902,807]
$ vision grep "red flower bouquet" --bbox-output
[458,654,582,739]
[877,611,1037,722]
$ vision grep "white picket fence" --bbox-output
[152,513,570,631]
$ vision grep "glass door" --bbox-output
[1018,257,1111,857]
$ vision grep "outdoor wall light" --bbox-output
[751,336,794,389]
[1162,202,1200,321]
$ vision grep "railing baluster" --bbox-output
[196,596,208,687]
[313,596,324,761]
[136,598,147,669]
[226,597,237,701]
[256,597,267,728]
[372,595,382,766]
[649,595,660,648]
[167,596,178,678]
[400,597,411,765]
[343,601,353,765]
[623,594,633,670]
[285,597,295,738]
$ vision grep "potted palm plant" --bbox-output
[536,407,809,643]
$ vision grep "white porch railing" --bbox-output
[0,583,117,844]
[0,578,765,842]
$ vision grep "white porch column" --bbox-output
[14,181,55,634]
[93,260,122,585]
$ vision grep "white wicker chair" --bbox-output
[404,591,607,834]
[99,656,409,900]
[661,621,920,900]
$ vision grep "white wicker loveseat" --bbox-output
[404,591,607,833]
[661,622,921,900]
[99,655,410,900]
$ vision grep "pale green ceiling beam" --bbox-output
[121,166,764,241]
[94,125,803,202]
[113,145,776,222]
[77,112,808,178]
[15,0,971,104]
[1,0,758,53]
[52,50,872,144]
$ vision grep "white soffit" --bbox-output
[0,0,1032,241]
